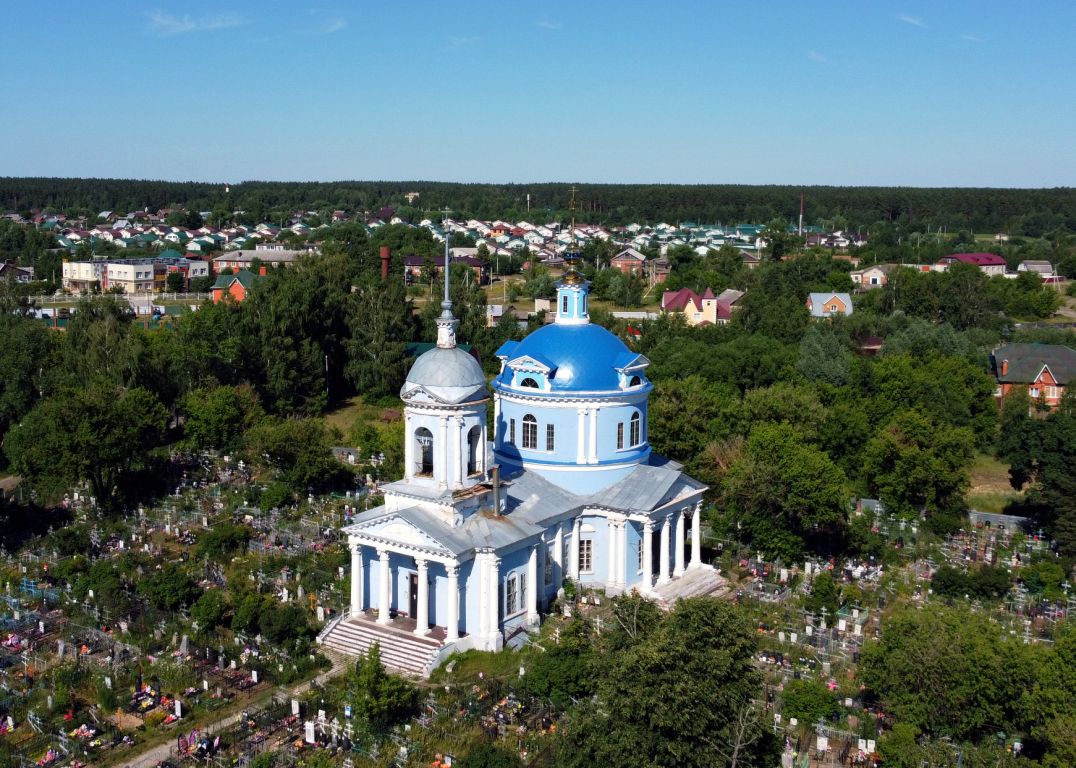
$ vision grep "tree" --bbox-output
[861,409,974,522]
[245,416,350,494]
[761,218,795,261]
[344,277,414,398]
[5,379,168,510]
[557,598,775,768]
[183,384,263,452]
[349,643,419,731]
[190,589,229,634]
[796,324,852,386]
[138,563,201,611]
[723,424,848,560]
[860,603,1032,741]
[648,375,738,464]
[781,679,839,725]
[165,271,186,292]
[0,313,52,460]
[804,571,840,617]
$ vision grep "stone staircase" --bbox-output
[652,566,731,608]
[318,617,444,677]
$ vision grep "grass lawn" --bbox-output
[322,396,391,438]
[967,453,1022,514]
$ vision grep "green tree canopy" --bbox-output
[5,379,168,510]
[723,423,848,560]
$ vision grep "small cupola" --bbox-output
[555,264,590,325]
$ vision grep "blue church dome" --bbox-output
[495,323,639,393]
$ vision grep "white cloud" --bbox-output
[962,33,982,42]
[315,17,347,34]
[535,20,562,30]
[449,36,480,49]
[808,50,828,63]
[897,14,927,28]
[147,9,247,36]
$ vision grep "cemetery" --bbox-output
[0,447,1070,768]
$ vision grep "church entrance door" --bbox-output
[408,573,419,618]
[651,529,662,575]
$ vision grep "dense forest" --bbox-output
[2,177,1075,235]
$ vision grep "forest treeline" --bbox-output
[2,177,1074,235]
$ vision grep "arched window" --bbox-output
[616,422,624,450]
[561,294,569,314]
[582,293,588,314]
[519,377,539,388]
[414,427,434,477]
[467,425,483,476]
[522,414,538,450]
[630,412,641,447]
[629,375,642,387]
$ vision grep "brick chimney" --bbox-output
[1001,359,1008,376]
[259,266,267,277]
[380,246,390,280]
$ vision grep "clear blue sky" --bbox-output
[2,1,1074,186]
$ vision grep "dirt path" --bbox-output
[118,652,348,768]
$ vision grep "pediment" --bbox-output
[507,354,556,374]
[355,514,452,555]
[400,383,449,405]
[614,353,650,372]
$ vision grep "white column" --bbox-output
[642,521,654,590]
[690,502,702,568]
[446,564,460,641]
[527,545,539,625]
[617,521,628,587]
[576,408,587,464]
[674,509,686,577]
[478,553,488,638]
[350,544,363,616]
[438,415,449,489]
[588,407,598,464]
[570,519,581,580]
[411,555,428,632]
[488,556,501,642]
[494,395,501,439]
[607,520,619,585]
[659,515,671,584]
[377,549,391,624]
[455,416,465,488]
[404,412,414,479]
[553,521,564,580]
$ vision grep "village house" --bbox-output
[212,247,305,273]
[211,269,263,304]
[0,261,34,283]
[1016,260,1054,278]
[935,252,1008,276]
[850,264,898,289]
[806,292,853,319]
[991,343,1076,411]
[660,287,736,326]
[611,247,647,274]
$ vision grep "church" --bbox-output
[318,245,715,675]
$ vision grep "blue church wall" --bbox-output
[576,516,610,586]
[498,543,533,627]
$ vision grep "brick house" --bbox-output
[992,343,1076,410]
[806,292,853,318]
